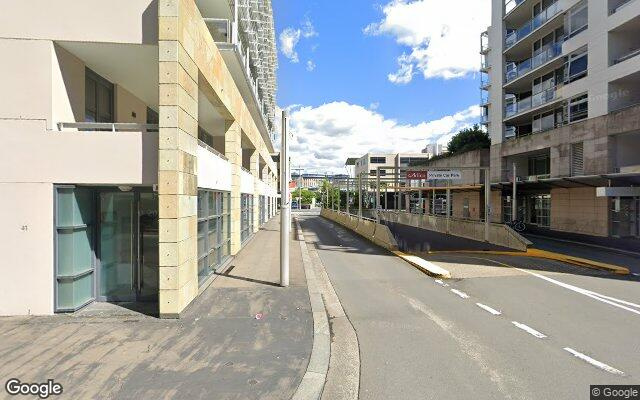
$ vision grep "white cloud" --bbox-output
[279,17,318,64]
[277,101,480,173]
[306,60,316,71]
[279,28,301,63]
[365,0,490,83]
[301,17,318,38]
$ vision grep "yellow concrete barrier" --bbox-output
[373,224,399,251]
[356,219,377,238]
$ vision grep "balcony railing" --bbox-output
[57,122,159,133]
[505,0,527,15]
[609,0,634,15]
[505,1,561,50]
[612,47,640,65]
[505,87,557,118]
[505,42,563,83]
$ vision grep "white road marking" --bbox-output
[511,321,547,338]
[468,256,640,317]
[476,303,502,315]
[632,273,640,277]
[563,348,625,375]
[450,289,470,299]
[434,279,449,287]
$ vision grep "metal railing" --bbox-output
[505,1,561,50]
[613,47,640,65]
[57,122,159,133]
[505,42,563,83]
[505,86,557,118]
[609,0,634,14]
[197,139,228,160]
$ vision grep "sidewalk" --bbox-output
[0,217,312,400]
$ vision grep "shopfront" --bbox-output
[54,186,158,312]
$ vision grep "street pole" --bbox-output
[485,167,490,242]
[512,162,517,223]
[346,177,350,215]
[376,168,380,223]
[358,173,362,218]
[446,181,451,234]
[279,109,290,287]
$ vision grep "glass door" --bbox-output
[611,197,639,238]
[99,192,136,302]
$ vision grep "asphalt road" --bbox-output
[298,214,640,400]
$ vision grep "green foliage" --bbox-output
[446,124,490,155]
[295,188,316,205]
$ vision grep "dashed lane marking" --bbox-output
[563,348,624,375]
[450,289,470,299]
[434,279,449,287]
[476,303,502,315]
[511,321,547,339]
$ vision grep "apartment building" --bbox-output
[482,0,640,238]
[0,0,280,317]
[354,153,432,178]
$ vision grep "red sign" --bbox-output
[406,171,428,179]
[289,180,297,189]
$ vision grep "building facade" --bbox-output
[482,0,640,238]
[0,0,280,317]
[421,143,448,158]
[354,153,432,178]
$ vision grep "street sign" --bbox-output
[406,170,428,179]
[427,170,462,180]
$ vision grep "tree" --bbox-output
[446,124,490,155]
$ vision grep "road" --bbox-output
[298,213,640,400]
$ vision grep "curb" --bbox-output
[429,249,630,275]
[292,217,360,400]
[292,219,330,400]
[392,250,452,279]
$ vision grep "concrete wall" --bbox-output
[0,0,158,45]
[550,187,609,236]
[197,145,232,191]
[116,85,148,124]
[0,183,54,315]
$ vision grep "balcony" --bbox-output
[609,0,635,15]
[57,122,158,133]
[480,31,490,54]
[505,0,527,16]
[505,42,563,84]
[505,2,562,50]
[480,110,490,125]
[505,87,557,119]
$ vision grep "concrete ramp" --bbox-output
[378,211,531,253]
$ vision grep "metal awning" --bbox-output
[492,172,640,191]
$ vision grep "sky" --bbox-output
[272,0,491,174]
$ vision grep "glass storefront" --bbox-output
[241,193,254,242]
[197,190,231,286]
[54,186,159,312]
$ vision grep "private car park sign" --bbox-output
[426,170,462,180]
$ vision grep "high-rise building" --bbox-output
[482,0,640,238]
[0,0,280,317]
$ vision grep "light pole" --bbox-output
[279,110,290,287]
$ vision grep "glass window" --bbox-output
[197,189,231,286]
[370,156,386,164]
[568,93,588,122]
[567,0,588,38]
[55,187,95,312]
[85,68,113,124]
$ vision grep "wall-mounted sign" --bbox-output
[406,171,428,179]
[427,170,462,180]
